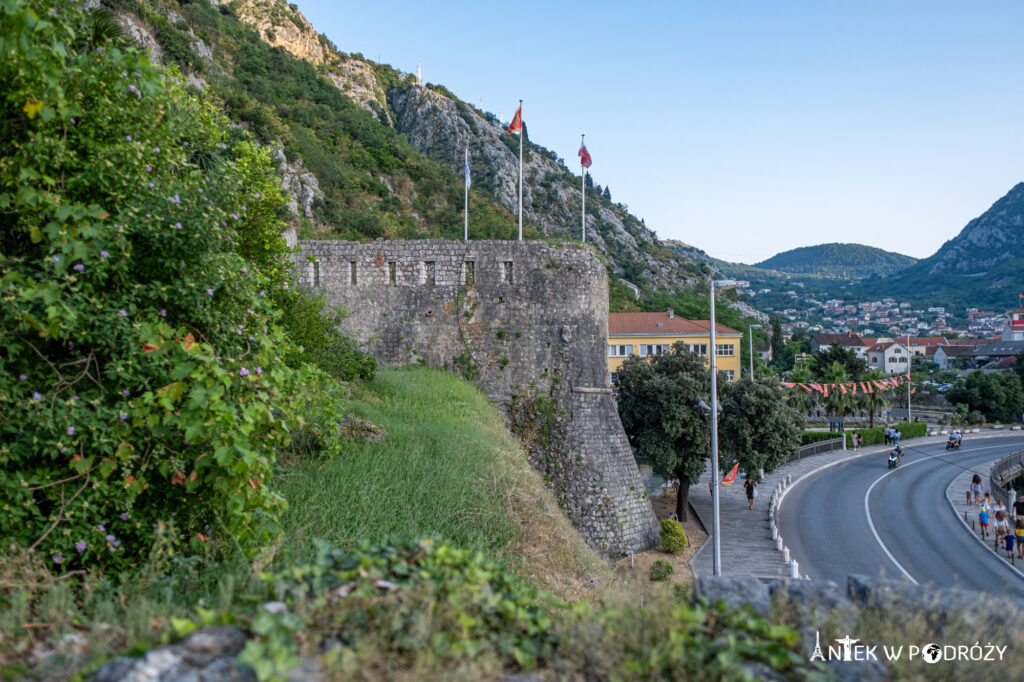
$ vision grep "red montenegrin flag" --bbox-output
[721,463,739,485]
[578,143,592,168]
[508,104,522,134]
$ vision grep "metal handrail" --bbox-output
[785,437,844,464]
[990,450,1024,509]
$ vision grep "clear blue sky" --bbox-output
[294,0,1024,264]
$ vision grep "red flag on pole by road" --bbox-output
[721,463,739,485]
[578,142,592,168]
[507,104,522,134]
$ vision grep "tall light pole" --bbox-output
[906,332,912,423]
[709,278,736,576]
[748,323,762,380]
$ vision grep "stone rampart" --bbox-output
[295,239,658,554]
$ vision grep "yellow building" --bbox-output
[608,310,743,384]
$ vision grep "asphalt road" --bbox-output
[777,434,1024,597]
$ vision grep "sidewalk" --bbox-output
[945,459,1024,577]
[688,440,890,580]
[688,431,1024,580]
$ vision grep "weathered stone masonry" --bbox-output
[296,239,658,554]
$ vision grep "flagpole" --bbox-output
[464,145,469,241]
[580,134,586,243]
[517,100,523,241]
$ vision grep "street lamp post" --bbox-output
[709,278,736,576]
[906,332,912,423]
[748,324,762,380]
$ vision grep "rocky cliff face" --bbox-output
[224,0,701,290]
[231,0,391,124]
[113,0,711,295]
[926,182,1024,276]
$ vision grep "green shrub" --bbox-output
[895,421,927,439]
[967,410,986,425]
[660,519,687,554]
[649,559,674,582]
[800,431,842,446]
[266,537,566,671]
[0,0,345,573]
[844,422,925,447]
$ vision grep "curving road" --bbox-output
[777,435,1024,597]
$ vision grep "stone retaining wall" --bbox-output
[294,239,658,554]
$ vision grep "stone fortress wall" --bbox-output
[295,239,658,554]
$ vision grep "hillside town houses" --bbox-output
[758,290,1011,342]
[807,305,1024,374]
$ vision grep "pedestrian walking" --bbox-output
[971,474,984,505]
[893,428,901,445]
[883,426,891,445]
[994,510,1009,543]
[979,507,990,538]
[1015,518,1024,559]
[855,433,863,450]
[744,479,757,510]
[994,498,1008,523]
[1005,531,1015,560]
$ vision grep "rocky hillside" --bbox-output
[103,0,706,292]
[755,243,917,278]
[856,183,1024,307]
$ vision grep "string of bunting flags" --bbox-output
[776,372,913,397]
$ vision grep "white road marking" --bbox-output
[862,442,1019,586]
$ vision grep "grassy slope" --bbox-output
[275,366,612,600]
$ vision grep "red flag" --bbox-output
[721,463,739,485]
[578,143,592,168]
[508,105,522,134]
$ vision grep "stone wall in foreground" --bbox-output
[295,239,658,554]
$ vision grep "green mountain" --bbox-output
[853,182,1024,308]
[753,243,916,278]
[104,0,705,292]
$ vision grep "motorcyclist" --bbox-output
[888,445,903,468]
[948,431,958,448]
[956,430,963,447]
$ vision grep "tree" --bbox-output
[718,380,803,483]
[617,343,711,521]
[769,317,784,363]
[812,344,866,380]
[821,362,856,420]
[859,369,891,428]
[784,363,818,417]
[945,372,1024,424]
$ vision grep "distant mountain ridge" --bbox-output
[854,183,1024,307]
[754,243,917,278]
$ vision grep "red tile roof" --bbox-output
[608,312,741,336]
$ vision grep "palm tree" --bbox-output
[821,362,856,422]
[859,369,890,429]
[785,363,818,418]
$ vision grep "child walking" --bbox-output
[979,507,990,538]
[1005,531,1016,560]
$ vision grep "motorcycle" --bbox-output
[946,438,962,450]
[888,450,901,469]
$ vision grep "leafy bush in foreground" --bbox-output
[660,518,688,554]
[0,0,351,573]
[649,559,674,582]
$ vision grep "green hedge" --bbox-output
[844,422,926,447]
[800,431,843,446]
